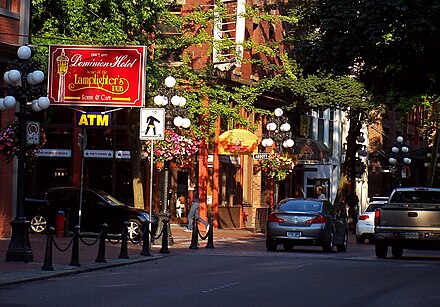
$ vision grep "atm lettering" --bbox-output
[77,113,110,127]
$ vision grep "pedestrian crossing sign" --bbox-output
[140,108,165,140]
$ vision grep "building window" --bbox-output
[6,0,12,11]
[329,109,335,153]
[318,110,325,143]
[213,0,245,67]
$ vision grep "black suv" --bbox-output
[25,187,157,240]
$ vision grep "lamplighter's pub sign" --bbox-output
[48,45,146,107]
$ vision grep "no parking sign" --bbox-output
[27,121,40,145]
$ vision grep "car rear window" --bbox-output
[365,204,383,212]
[390,191,440,203]
[277,200,322,212]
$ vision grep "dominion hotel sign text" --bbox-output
[48,45,147,108]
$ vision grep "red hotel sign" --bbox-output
[48,45,146,107]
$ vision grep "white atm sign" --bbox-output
[76,112,111,128]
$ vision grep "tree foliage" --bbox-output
[291,0,440,106]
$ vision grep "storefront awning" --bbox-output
[218,129,259,155]
[294,137,330,164]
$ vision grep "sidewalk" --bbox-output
[0,224,265,286]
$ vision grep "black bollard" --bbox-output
[69,225,80,266]
[140,221,151,256]
[189,215,199,249]
[159,217,170,254]
[205,217,215,249]
[95,223,108,263]
[42,227,55,271]
[119,222,129,259]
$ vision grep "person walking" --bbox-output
[315,186,326,200]
[295,185,306,198]
[184,192,209,233]
[176,195,186,218]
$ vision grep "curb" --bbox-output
[0,254,165,286]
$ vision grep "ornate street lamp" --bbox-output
[261,108,294,205]
[424,151,440,186]
[153,76,190,244]
[388,136,411,187]
[261,108,294,153]
[1,46,50,262]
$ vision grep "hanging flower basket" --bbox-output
[143,129,200,168]
[260,151,295,181]
[0,124,46,162]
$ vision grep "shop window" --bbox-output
[45,107,74,125]
[84,160,112,193]
[318,110,324,143]
[33,160,70,193]
[43,128,73,149]
[306,178,330,199]
[87,129,113,149]
[329,109,335,153]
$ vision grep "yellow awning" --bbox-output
[218,129,259,155]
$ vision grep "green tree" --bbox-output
[290,0,440,186]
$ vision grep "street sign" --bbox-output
[26,121,40,145]
[140,108,165,140]
[253,153,270,160]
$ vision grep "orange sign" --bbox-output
[48,45,146,107]
[218,129,259,155]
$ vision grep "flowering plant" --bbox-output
[260,151,295,181]
[0,124,46,162]
[143,129,200,167]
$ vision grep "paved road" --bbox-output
[1,234,440,307]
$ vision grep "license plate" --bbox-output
[405,232,418,239]
[287,231,301,238]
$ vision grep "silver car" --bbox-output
[266,198,348,252]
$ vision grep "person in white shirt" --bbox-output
[176,195,185,218]
[315,186,326,200]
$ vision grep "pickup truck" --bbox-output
[374,187,440,258]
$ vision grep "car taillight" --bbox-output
[358,214,369,221]
[305,215,326,224]
[268,213,285,223]
[374,209,381,225]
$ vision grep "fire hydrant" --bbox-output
[55,210,65,238]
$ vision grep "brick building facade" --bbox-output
[0,0,29,237]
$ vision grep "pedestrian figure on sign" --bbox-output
[184,190,209,234]
[145,115,160,136]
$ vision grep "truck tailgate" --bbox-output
[379,204,440,229]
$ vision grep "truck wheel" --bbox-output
[375,240,388,258]
[391,245,403,258]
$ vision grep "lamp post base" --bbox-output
[6,218,33,262]
[156,213,174,246]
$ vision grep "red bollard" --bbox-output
[55,210,65,238]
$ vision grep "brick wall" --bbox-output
[0,110,16,238]
[0,1,21,45]
[0,1,22,238]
